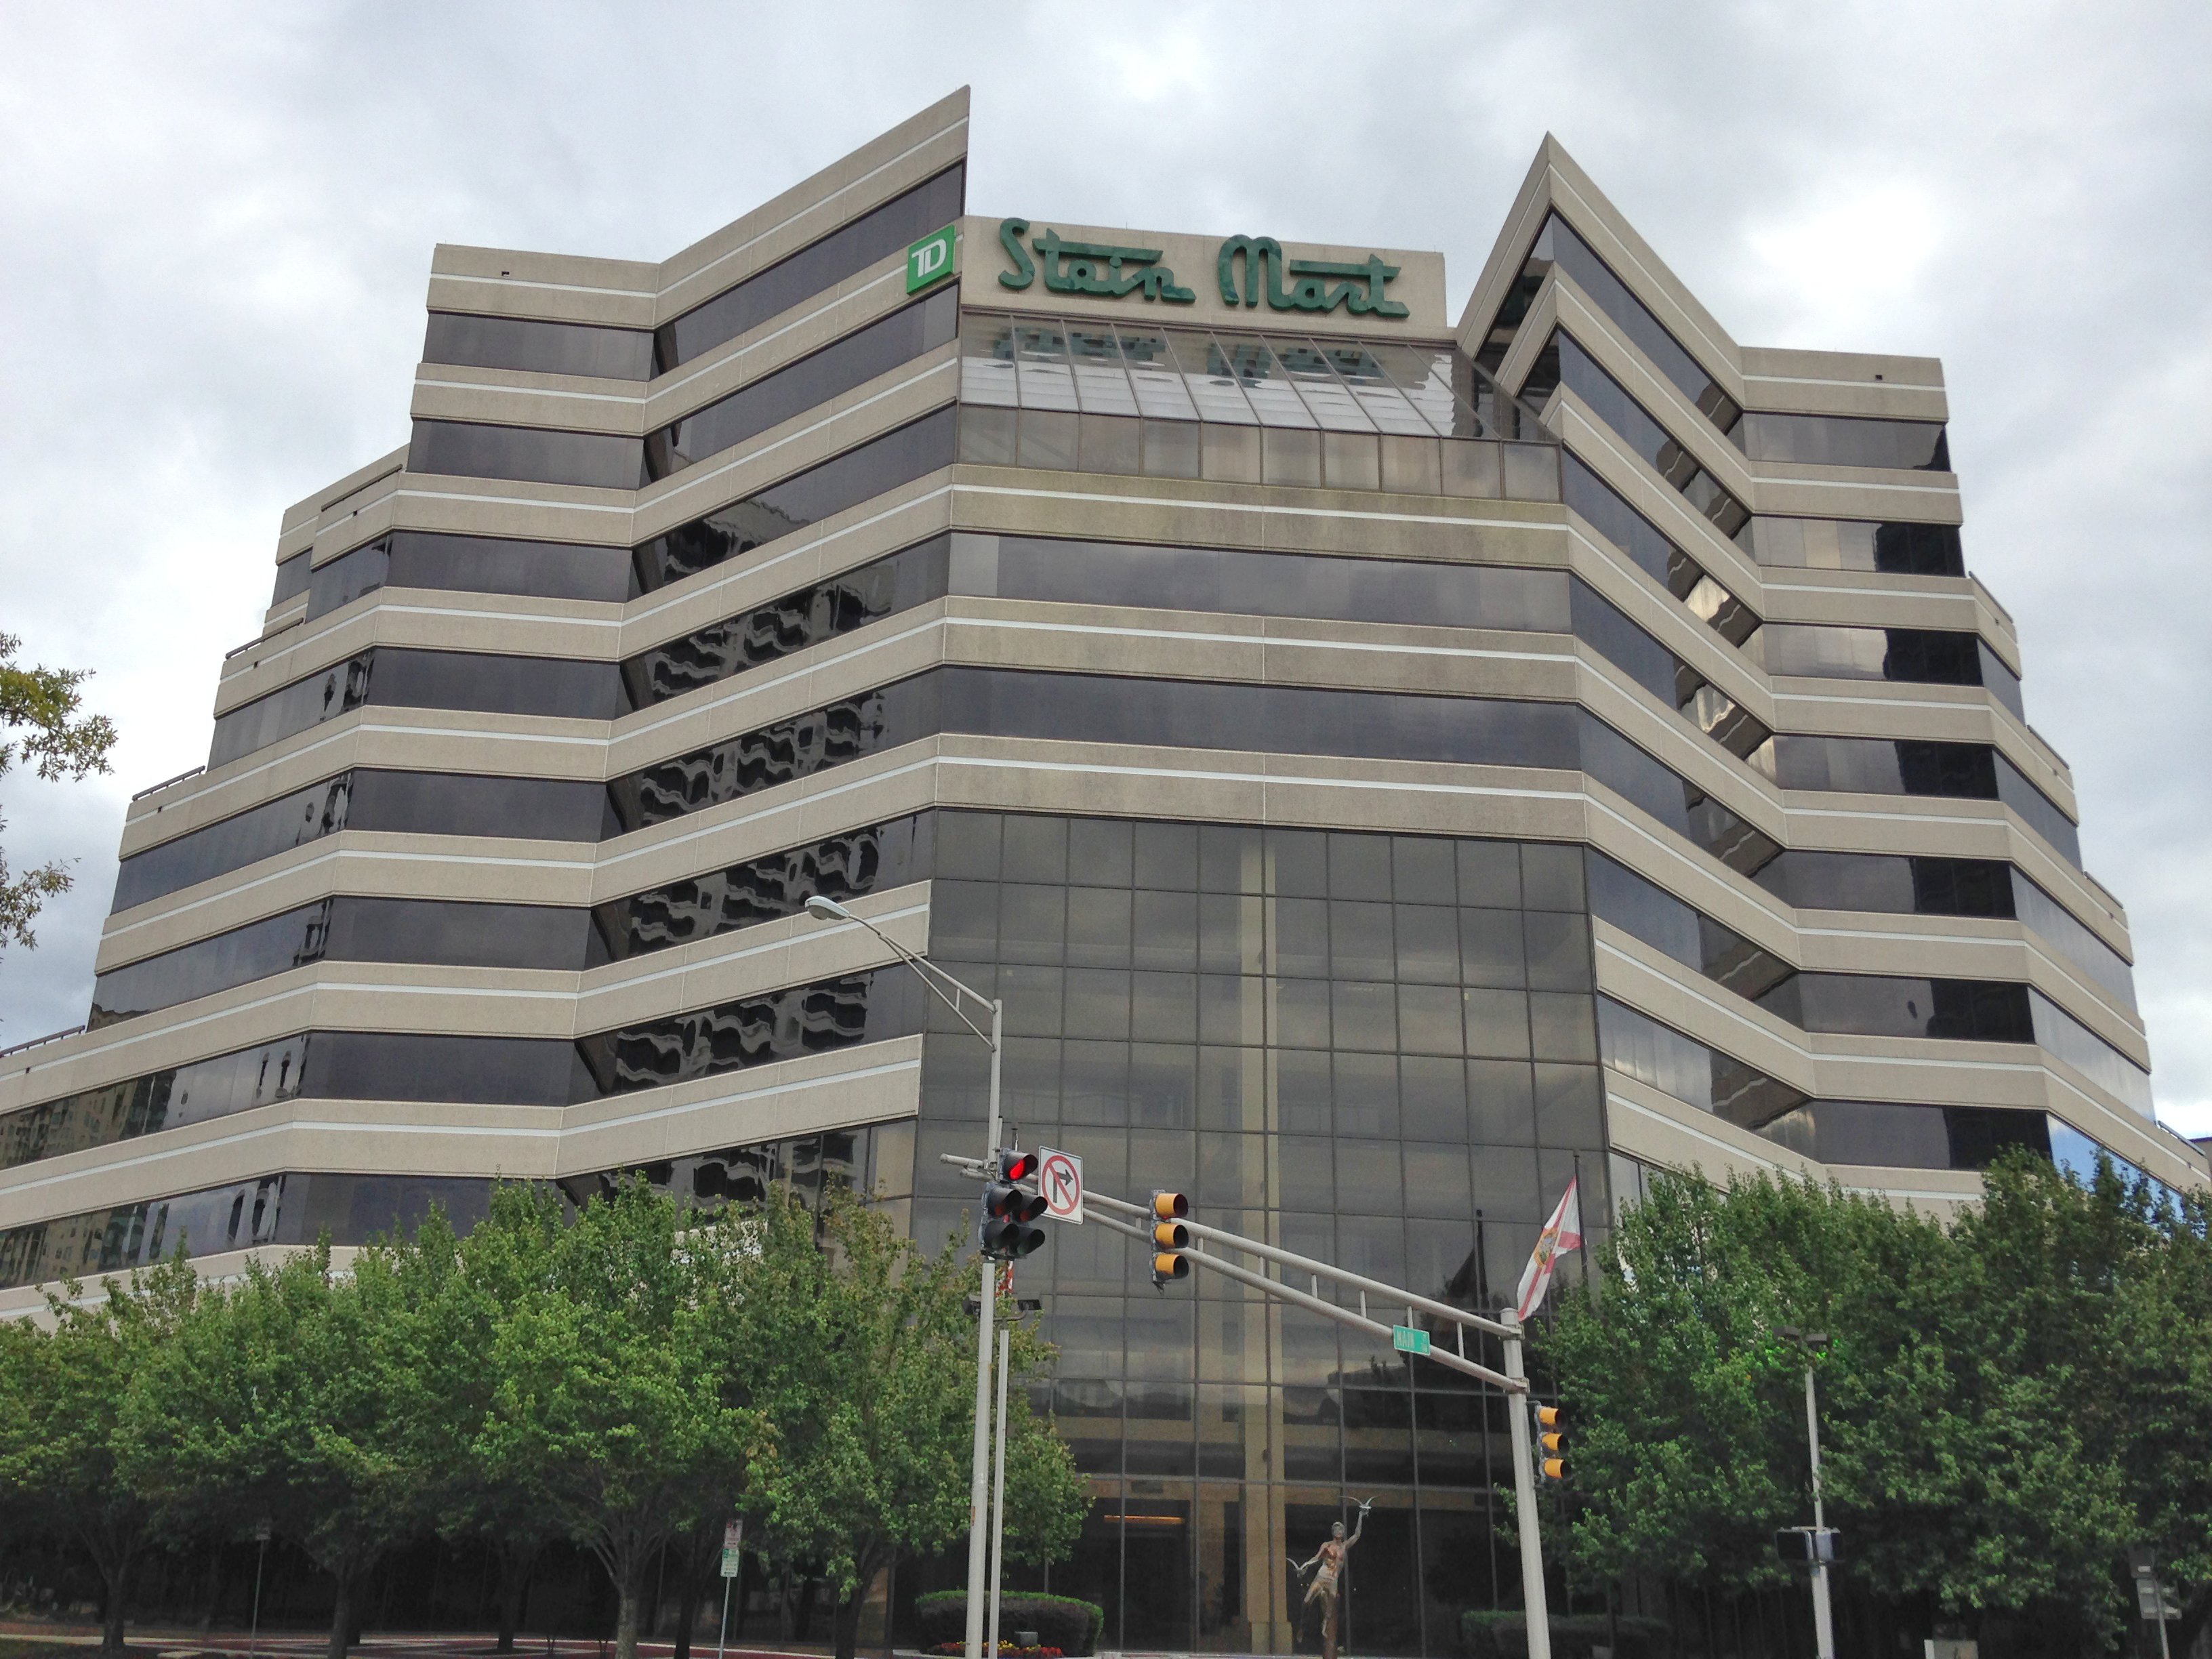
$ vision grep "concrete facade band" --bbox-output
[0,87,2198,1653]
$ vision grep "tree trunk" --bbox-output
[614,1558,644,1659]
[200,1538,225,1635]
[496,1544,539,1654]
[672,1525,709,1659]
[99,1554,131,1655]
[329,1568,356,1659]
[833,1591,865,1659]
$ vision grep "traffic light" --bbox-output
[1535,1404,1568,1481]
[1148,1190,1191,1286]
[979,1147,1046,1260]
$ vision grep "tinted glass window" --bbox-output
[304,1031,575,1105]
[367,647,616,720]
[1597,996,1804,1128]
[307,530,631,619]
[1769,735,1999,799]
[630,406,956,594]
[209,655,371,768]
[211,649,619,767]
[345,769,605,841]
[407,419,645,491]
[655,165,965,373]
[270,551,311,607]
[1993,754,2083,867]
[1760,624,1988,688]
[606,669,1590,836]
[2030,989,2152,1115]
[91,900,329,1027]
[1738,516,1965,577]
[320,896,589,972]
[602,663,1776,878]
[1537,331,1749,540]
[1739,413,1950,472]
[423,312,653,380]
[594,815,933,962]
[115,775,353,910]
[90,895,589,1026]
[646,289,958,479]
[0,1027,576,1174]
[623,537,951,710]
[0,1034,310,1170]
[1520,214,1740,434]
[958,533,1570,636]
[573,969,926,1098]
[2010,873,2135,1010]
[1759,972,2032,1042]
[1759,1099,2049,1170]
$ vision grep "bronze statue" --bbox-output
[1290,1498,1372,1659]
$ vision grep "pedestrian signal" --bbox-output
[979,1146,1047,1260]
[1149,1191,1191,1286]
[1535,1404,1568,1481]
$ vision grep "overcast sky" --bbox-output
[2,1,2207,1137]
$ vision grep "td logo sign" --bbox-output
[905,222,958,293]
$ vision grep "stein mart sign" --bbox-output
[994,218,1408,319]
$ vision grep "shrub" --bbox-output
[1460,1610,1671,1659]
[916,1593,1105,1656]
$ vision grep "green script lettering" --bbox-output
[1218,237,1408,319]
[998,218,1037,290]
[997,218,1193,304]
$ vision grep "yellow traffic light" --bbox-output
[1535,1404,1568,1481]
[1149,1191,1191,1286]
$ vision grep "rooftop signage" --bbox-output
[991,218,1412,322]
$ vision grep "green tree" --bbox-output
[736,1190,1086,1659]
[1544,1155,2212,1652]
[121,1240,432,1659]
[0,631,118,949]
[470,1179,756,1659]
[0,1255,199,1652]
[411,1193,565,1652]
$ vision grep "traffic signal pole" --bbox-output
[1802,1359,1836,1659]
[1501,1312,1553,1659]
[964,995,1004,1659]
[801,895,1006,1659]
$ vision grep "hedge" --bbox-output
[1460,1611,1671,1659]
[915,1592,1105,1656]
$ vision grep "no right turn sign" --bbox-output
[1038,1147,1084,1225]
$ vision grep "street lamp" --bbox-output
[1777,1326,1835,1659]
[802,893,1002,1659]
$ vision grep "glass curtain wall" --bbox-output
[897,811,1609,1655]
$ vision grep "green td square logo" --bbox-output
[906,222,958,293]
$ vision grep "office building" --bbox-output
[0,89,2195,1651]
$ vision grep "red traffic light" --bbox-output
[1000,1147,1040,1184]
[985,1181,1047,1224]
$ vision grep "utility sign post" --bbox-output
[1038,1147,1084,1224]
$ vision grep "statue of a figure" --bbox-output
[1289,1499,1372,1659]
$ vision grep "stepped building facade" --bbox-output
[0,89,2197,1652]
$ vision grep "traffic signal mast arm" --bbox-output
[1087,1209,1521,1394]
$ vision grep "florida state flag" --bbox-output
[1514,1176,1584,1320]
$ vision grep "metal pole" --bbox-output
[1803,1362,1835,1659]
[2156,1582,2174,1659]
[717,1575,732,1659]
[1502,1313,1553,1659]
[250,1532,268,1656]
[989,1326,1011,1659]
[963,999,1005,1659]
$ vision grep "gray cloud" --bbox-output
[3,0,2205,1129]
